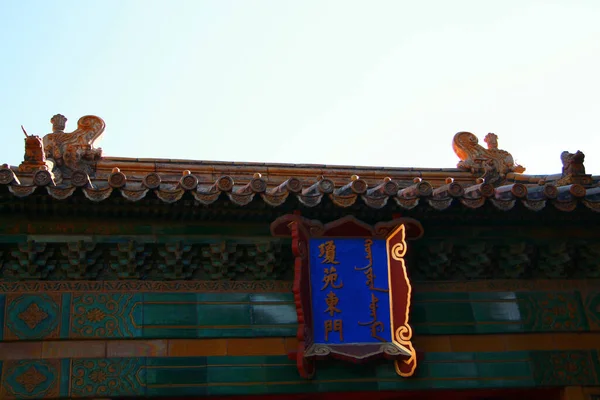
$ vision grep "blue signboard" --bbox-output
[309,238,392,345]
[271,214,423,379]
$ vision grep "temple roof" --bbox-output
[2,114,599,214]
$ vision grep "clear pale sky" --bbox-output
[1,0,599,175]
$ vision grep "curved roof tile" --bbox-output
[1,166,599,213]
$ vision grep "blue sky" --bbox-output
[1,0,600,175]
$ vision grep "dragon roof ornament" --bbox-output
[452,132,525,186]
[2,114,600,214]
[554,150,592,186]
[19,114,105,183]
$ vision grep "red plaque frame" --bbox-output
[270,214,424,379]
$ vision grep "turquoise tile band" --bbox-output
[0,351,598,398]
[0,290,598,341]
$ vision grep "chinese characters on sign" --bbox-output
[319,240,344,341]
[310,238,393,345]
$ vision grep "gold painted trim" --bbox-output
[386,224,417,377]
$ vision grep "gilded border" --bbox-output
[386,224,417,377]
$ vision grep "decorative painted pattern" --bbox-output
[70,358,145,397]
[531,350,600,386]
[585,291,600,330]
[70,293,142,338]
[0,280,294,293]
[526,292,589,331]
[0,351,598,398]
[0,360,61,399]
[0,279,595,294]
[4,294,61,340]
[1,289,600,341]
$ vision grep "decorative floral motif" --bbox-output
[89,369,107,384]
[71,358,145,397]
[86,308,106,322]
[528,292,587,331]
[70,293,142,338]
[532,350,599,386]
[18,303,48,329]
[16,366,47,393]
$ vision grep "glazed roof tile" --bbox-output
[1,156,599,213]
[3,114,599,213]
